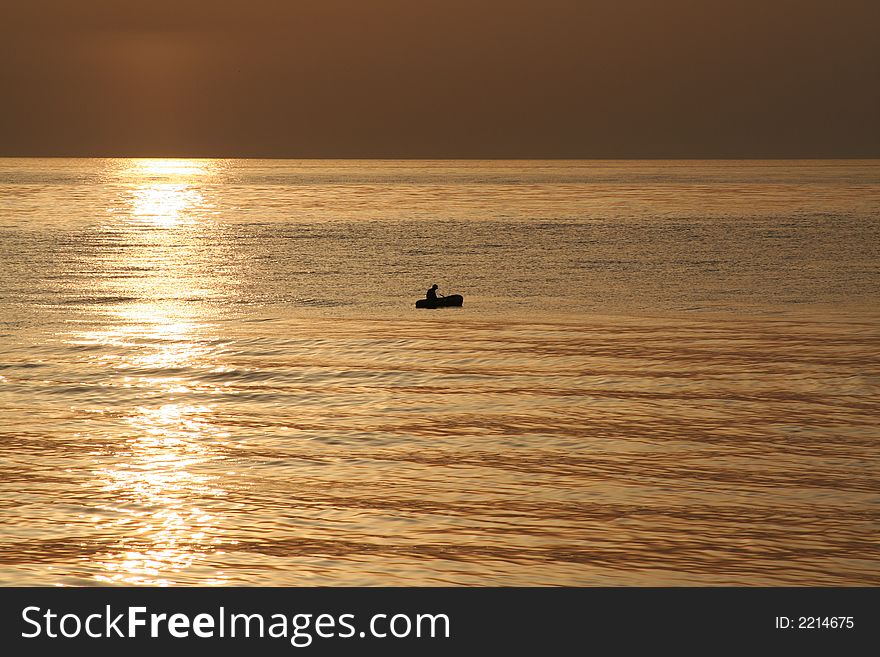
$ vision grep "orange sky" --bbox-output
[1,0,878,157]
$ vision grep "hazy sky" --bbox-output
[2,0,878,157]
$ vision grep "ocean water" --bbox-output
[0,158,878,585]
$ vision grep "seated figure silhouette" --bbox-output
[416,284,462,308]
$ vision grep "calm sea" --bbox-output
[1,159,878,585]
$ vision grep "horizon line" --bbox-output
[2,154,880,161]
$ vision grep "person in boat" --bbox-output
[426,284,441,302]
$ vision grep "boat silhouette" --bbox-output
[415,294,464,309]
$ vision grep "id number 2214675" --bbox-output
[775,617,854,629]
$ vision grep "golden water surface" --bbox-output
[0,159,878,585]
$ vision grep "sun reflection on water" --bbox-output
[86,300,229,585]
[125,159,212,228]
[131,184,204,227]
[93,396,227,586]
[131,158,212,178]
[79,159,231,585]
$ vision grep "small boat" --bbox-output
[416,294,464,309]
